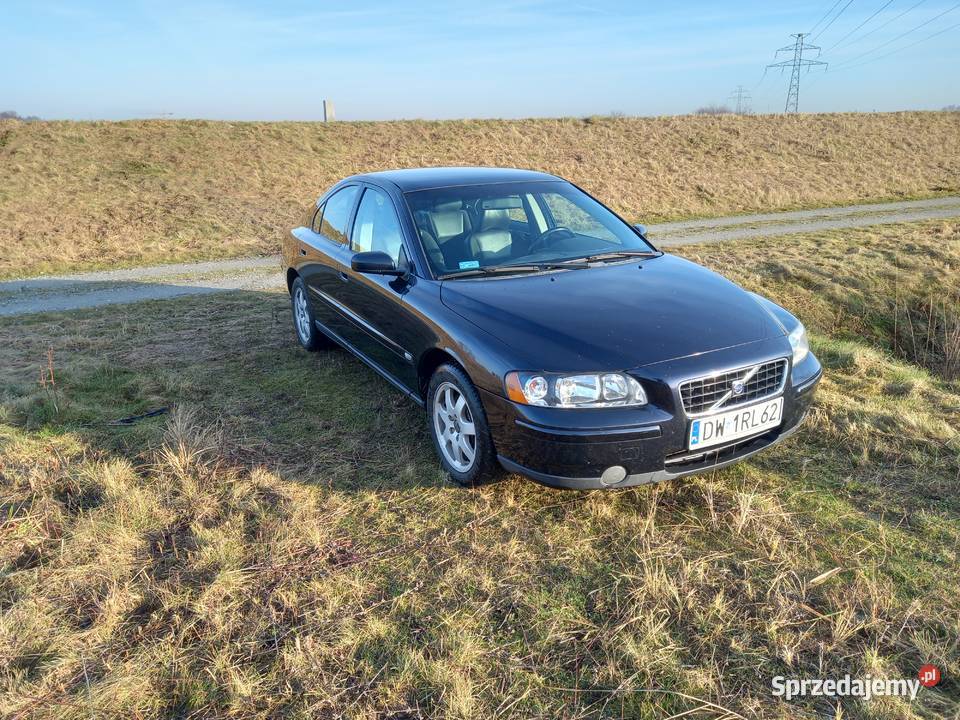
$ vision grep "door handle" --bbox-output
[338,271,349,282]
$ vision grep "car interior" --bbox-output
[413,195,534,273]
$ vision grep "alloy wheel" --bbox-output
[294,287,311,342]
[433,381,477,472]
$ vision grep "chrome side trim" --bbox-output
[679,357,789,419]
[309,286,413,364]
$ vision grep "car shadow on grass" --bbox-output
[0,287,490,493]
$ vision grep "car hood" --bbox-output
[440,255,783,370]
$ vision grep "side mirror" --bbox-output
[351,250,403,276]
[634,223,648,239]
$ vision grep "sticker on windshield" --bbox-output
[459,260,480,270]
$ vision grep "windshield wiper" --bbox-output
[438,261,588,279]
[564,250,663,263]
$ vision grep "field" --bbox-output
[2,220,958,718]
[2,112,960,278]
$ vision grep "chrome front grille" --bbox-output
[679,359,788,415]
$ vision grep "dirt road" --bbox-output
[3,196,958,317]
[651,195,960,244]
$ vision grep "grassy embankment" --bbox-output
[1,220,958,718]
[2,111,959,278]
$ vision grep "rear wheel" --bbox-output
[427,364,499,486]
[290,277,331,351]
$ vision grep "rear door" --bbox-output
[294,184,360,333]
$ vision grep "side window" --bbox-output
[318,186,359,244]
[542,193,619,243]
[351,187,406,266]
[507,204,528,224]
[310,202,325,233]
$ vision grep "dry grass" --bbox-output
[679,220,960,381]
[2,112,959,278]
[1,220,958,718]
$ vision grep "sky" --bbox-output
[2,0,958,120]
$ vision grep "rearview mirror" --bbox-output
[351,250,404,275]
[634,223,648,239]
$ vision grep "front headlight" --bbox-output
[788,322,809,365]
[505,371,647,408]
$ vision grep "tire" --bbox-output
[426,364,499,486]
[290,277,331,351]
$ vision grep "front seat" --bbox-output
[470,209,513,259]
[429,201,472,245]
[425,200,474,268]
[418,228,446,272]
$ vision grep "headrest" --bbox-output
[430,206,469,240]
[480,208,511,231]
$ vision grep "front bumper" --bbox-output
[482,347,822,490]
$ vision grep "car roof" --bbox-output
[354,167,564,192]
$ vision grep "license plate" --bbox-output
[688,397,783,450]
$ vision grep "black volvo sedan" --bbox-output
[283,168,821,489]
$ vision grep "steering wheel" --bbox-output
[528,226,574,254]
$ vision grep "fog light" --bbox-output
[599,465,627,486]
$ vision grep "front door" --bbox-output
[334,186,419,389]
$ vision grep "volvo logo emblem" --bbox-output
[731,380,746,395]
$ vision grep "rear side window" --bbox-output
[310,202,325,233]
[317,186,359,244]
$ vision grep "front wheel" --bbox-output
[427,364,499,486]
[290,277,331,351]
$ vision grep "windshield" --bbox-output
[405,181,655,277]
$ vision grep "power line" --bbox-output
[766,34,829,112]
[803,13,959,95]
[753,67,770,90]
[831,0,928,52]
[810,0,845,34]
[825,0,895,51]
[813,0,856,41]
[832,1,960,67]
[832,17,960,70]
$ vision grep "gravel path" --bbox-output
[3,196,958,317]
[649,195,960,245]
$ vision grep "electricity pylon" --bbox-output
[728,86,752,114]
[767,34,828,113]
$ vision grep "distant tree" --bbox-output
[0,110,41,121]
[944,105,960,112]
[694,104,733,115]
